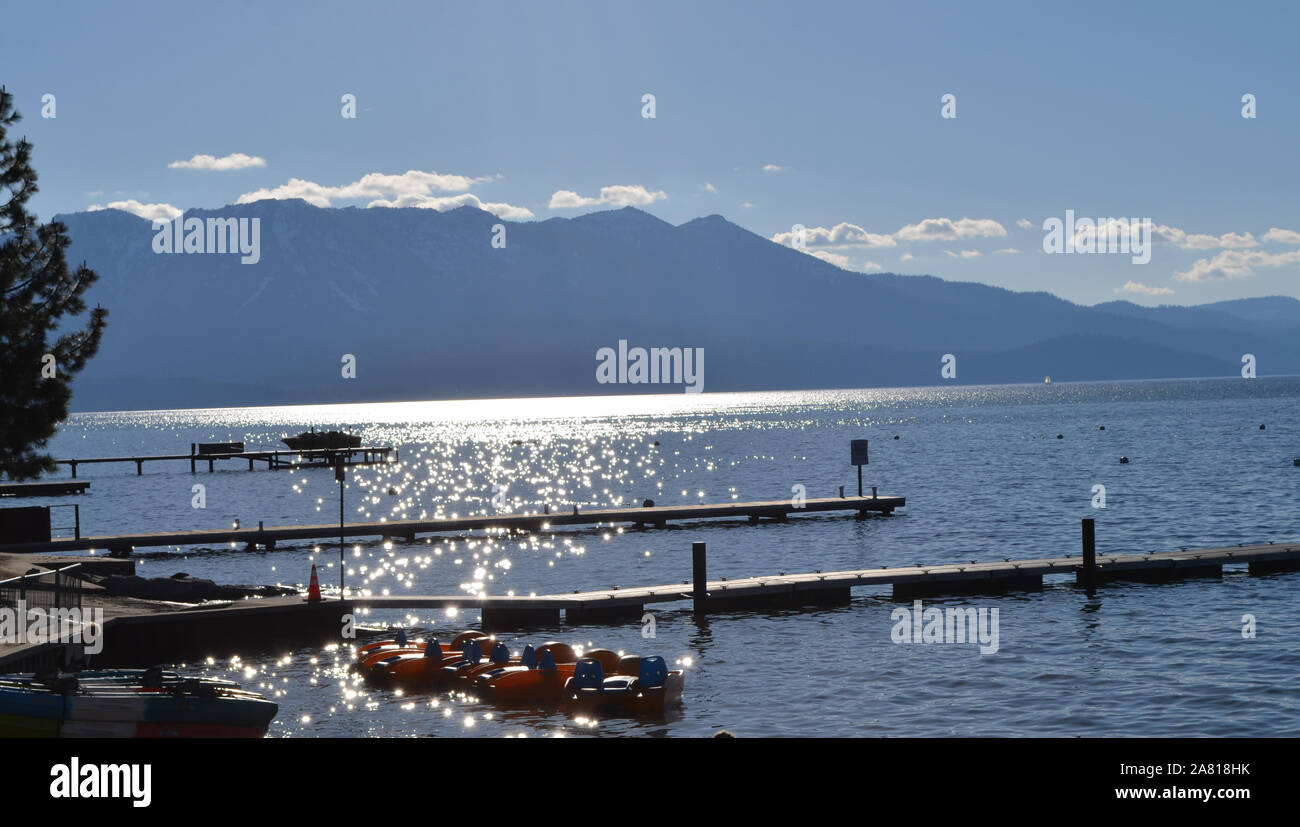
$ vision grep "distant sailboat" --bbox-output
[1044,376,1052,384]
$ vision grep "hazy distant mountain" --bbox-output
[52,201,1294,411]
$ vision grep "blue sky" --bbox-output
[4,0,1299,306]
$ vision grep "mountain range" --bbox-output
[48,200,1299,411]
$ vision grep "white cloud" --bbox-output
[1177,231,1257,250]
[1262,227,1300,244]
[1016,218,1034,230]
[1126,222,1259,251]
[365,192,534,220]
[805,249,851,268]
[87,199,182,221]
[993,247,1020,255]
[1174,249,1300,282]
[899,252,914,261]
[894,217,1007,242]
[762,164,782,172]
[169,152,267,171]
[238,169,490,207]
[703,182,717,193]
[1066,219,1255,253]
[945,249,981,258]
[740,201,757,209]
[1117,280,1174,296]
[770,222,897,248]
[800,248,883,273]
[548,184,666,209]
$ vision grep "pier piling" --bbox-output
[692,541,708,613]
[1081,518,1096,592]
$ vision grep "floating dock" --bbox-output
[348,534,1300,628]
[0,481,89,498]
[0,495,904,555]
[54,445,395,477]
[4,523,1297,668]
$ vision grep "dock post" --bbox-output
[1081,518,1096,592]
[135,459,143,476]
[74,504,80,540]
[335,457,346,598]
[69,461,77,479]
[857,465,863,497]
[872,486,877,499]
[839,485,844,498]
[692,541,707,614]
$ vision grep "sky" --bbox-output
[3,0,1299,307]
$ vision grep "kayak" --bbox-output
[0,669,279,738]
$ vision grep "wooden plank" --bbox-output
[54,446,392,466]
[0,495,905,554]
[0,481,89,497]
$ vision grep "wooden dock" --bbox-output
[4,523,1296,667]
[0,495,905,555]
[54,445,395,477]
[0,481,89,498]
[350,534,1300,629]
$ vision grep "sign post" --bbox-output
[850,439,869,497]
[335,457,346,596]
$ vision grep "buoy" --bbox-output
[1119,456,1129,464]
[1260,424,1266,430]
[306,563,322,601]
[893,435,900,440]
[1098,426,1105,430]
[1056,434,1063,439]
[1292,458,1299,467]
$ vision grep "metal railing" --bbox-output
[0,563,83,613]
[48,503,80,540]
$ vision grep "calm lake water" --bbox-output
[41,378,1300,736]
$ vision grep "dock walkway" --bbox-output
[54,445,395,477]
[0,481,89,497]
[0,495,904,556]
[4,527,1296,667]
[351,538,1300,628]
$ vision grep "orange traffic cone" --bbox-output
[306,563,322,602]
